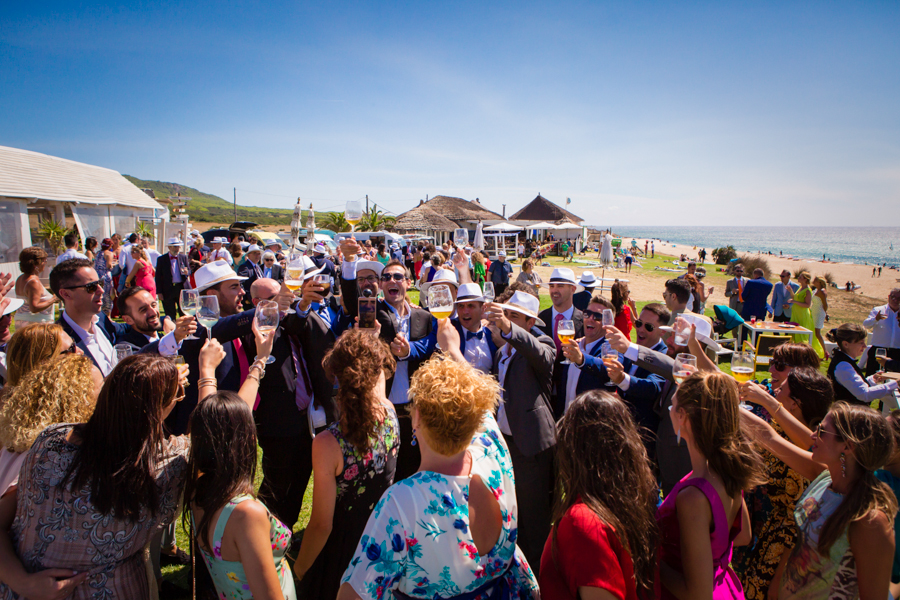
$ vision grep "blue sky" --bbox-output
[2,1,898,226]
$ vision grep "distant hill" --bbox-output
[123,176,297,226]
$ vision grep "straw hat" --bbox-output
[454,283,485,304]
[2,298,24,317]
[194,260,247,292]
[296,256,325,281]
[166,237,183,247]
[419,269,459,294]
[577,271,601,289]
[498,291,546,327]
[542,267,577,288]
[354,260,384,277]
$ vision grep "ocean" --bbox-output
[611,226,900,267]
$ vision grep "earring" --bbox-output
[411,430,418,447]
[676,428,682,446]
[840,452,846,478]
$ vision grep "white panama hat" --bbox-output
[419,269,459,294]
[577,271,601,288]
[194,260,247,292]
[454,283,485,304]
[542,267,577,288]
[166,237,184,247]
[498,291,546,327]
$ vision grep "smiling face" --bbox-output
[775,380,802,419]
[635,309,664,348]
[583,301,606,344]
[503,308,534,332]
[380,265,409,307]
[840,336,868,360]
[456,301,484,332]
[548,283,575,310]
[889,291,900,312]
[810,414,846,465]
[123,290,162,334]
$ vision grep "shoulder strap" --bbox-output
[678,478,728,536]
[212,495,254,548]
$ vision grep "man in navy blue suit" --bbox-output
[741,268,774,322]
[450,283,502,373]
[115,286,184,350]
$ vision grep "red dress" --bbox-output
[615,305,634,339]
[540,501,639,600]
[132,258,157,297]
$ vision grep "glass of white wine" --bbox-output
[427,285,454,320]
[197,295,220,340]
[284,254,306,315]
[558,319,576,364]
[454,228,468,247]
[601,343,619,387]
[876,347,889,373]
[180,288,200,340]
[254,300,280,364]
[174,355,189,387]
[482,282,495,302]
[345,200,362,232]
[673,353,697,385]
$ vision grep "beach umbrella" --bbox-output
[474,221,485,251]
[600,232,614,265]
[305,202,316,254]
[484,222,523,232]
[290,198,303,254]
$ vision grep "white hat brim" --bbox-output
[496,303,545,327]
[196,273,247,293]
[2,298,24,317]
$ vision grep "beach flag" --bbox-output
[566,197,571,205]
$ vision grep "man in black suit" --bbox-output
[155,238,192,319]
[261,251,285,282]
[537,267,584,419]
[237,244,264,294]
[339,238,437,480]
[115,286,187,350]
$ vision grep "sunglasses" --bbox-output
[633,320,655,332]
[60,341,78,355]
[380,273,407,282]
[815,423,839,439]
[582,309,606,321]
[264,258,275,262]
[62,280,102,293]
[770,359,788,371]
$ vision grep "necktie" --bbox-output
[466,329,484,341]
[553,313,564,355]
[289,335,314,411]
[232,337,262,410]
[737,278,744,302]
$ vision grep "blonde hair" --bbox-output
[812,276,827,289]
[0,354,96,452]
[798,271,811,283]
[4,323,65,387]
[409,356,500,455]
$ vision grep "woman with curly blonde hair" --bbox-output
[294,329,400,599]
[338,355,540,600]
[0,354,101,497]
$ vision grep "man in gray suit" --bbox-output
[724,263,747,314]
[486,288,556,576]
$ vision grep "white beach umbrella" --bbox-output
[305,202,316,254]
[600,232,614,265]
[474,221,485,251]
[484,222,522,232]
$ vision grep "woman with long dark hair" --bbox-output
[293,329,399,599]
[0,353,188,600]
[658,371,766,599]
[540,390,659,599]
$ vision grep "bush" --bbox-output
[822,271,834,284]
[736,256,771,278]
[713,245,737,265]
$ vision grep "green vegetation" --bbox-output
[35,218,70,255]
[712,245,737,265]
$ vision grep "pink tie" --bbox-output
[553,313,564,355]
[232,337,262,410]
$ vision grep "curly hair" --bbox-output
[324,329,395,452]
[552,391,659,599]
[409,356,500,456]
[676,372,767,496]
[4,323,65,387]
[0,354,96,452]
[18,246,47,276]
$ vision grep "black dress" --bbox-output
[298,409,400,598]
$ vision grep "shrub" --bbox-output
[736,256,771,279]
[822,271,834,284]
[712,245,737,265]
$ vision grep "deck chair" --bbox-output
[754,334,790,372]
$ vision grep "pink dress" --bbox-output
[133,259,156,297]
[657,473,745,599]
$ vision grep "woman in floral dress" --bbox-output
[294,329,400,599]
[338,355,540,600]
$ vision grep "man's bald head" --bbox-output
[251,278,281,306]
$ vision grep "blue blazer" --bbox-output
[58,312,132,371]
[770,281,799,318]
[451,318,499,361]
[560,338,612,397]
[741,278,774,321]
[116,317,173,352]
[620,339,668,433]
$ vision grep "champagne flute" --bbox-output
[254,300,280,364]
[345,200,362,232]
[601,343,619,387]
[197,295,220,339]
[173,355,189,387]
[557,319,576,365]
[180,288,200,340]
[284,254,305,315]
[482,282,495,302]
[427,285,454,320]
[876,347,889,373]
[673,353,697,385]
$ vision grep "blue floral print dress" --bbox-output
[341,412,540,599]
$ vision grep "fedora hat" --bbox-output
[2,298,24,317]
[577,271,601,288]
[166,237,184,247]
[454,283,485,304]
[296,255,326,281]
[419,269,459,294]
[194,260,247,292]
[498,291,546,327]
[246,244,262,253]
[211,236,228,244]
[314,243,328,254]
[661,312,720,352]
[353,260,384,277]
[542,267,577,288]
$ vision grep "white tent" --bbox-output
[484,222,522,232]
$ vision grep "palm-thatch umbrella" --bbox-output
[290,198,303,255]
[305,202,316,254]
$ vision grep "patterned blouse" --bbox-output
[341,412,540,599]
[1,424,190,600]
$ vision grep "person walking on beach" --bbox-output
[651,241,655,258]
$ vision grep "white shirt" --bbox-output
[863,304,900,349]
[833,361,898,402]
[210,247,233,265]
[564,337,603,411]
[119,244,137,275]
[462,326,493,374]
[63,311,115,376]
[146,248,160,267]
[56,248,88,265]
[496,343,516,436]
[169,252,183,283]
[386,302,413,405]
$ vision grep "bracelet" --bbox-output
[246,373,261,384]
[772,403,783,417]
[249,363,266,379]
[197,378,217,387]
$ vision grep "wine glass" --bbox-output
[312,273,331,295]
[731,349,756,409]
[254,300,280,364]
[114,343,133,366]
[197,295,220,339]
[427,285,454,320]
[876,347,889,373]
[284,254,305,315]
[345,200,362,232]
[180,288,200,340]
[601,309,614,328]
[173,355,189,387]
[454,228,468,247]
[482,282,495,302]
[673,353,697,385]
[557,319,576,365]
[601,343,619,387]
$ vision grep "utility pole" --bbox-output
[366,194,369,215]
[233,188,237,222]
[502,204,506,218]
